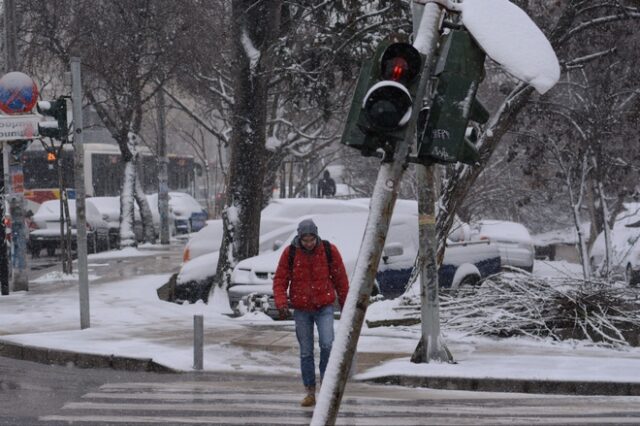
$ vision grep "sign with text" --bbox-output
[0,115,40,141]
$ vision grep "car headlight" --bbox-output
[232,268,251,284]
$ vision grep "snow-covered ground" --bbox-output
[2,250,640,386]
[532,259,584,278]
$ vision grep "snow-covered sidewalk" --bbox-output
[1,253,640,394]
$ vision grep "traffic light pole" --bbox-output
[413,163,453,363]
[311,4,445,425]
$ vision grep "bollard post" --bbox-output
[193,314,203,370]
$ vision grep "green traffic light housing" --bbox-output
[341,37,424,158]
[37,97,69,140]
[417,28,489,165]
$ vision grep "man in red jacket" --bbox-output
[272,218,349,407]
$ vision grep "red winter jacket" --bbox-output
[272,241,349,311]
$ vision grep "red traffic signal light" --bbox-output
[380,44,422,85]
[47,151,57,163]
[362,43,423,132]
[341,38,424,158]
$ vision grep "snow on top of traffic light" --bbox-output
[416,0,560,95]
[454,0,560,95]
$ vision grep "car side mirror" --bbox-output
[382,243,403,264]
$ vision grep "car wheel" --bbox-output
[29,242,40,258]
[625,264,640,287]
[98,232,109,252]
[87,233,97,254]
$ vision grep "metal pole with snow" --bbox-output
[71,57,90,330]
[415,164,453,362]
[311,4,445,424]
[156,89,170,245]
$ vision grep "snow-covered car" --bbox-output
[90,196,133,246]
[228,212,501,317]
[174,223,298,302]
[29,199,110,256]
[142,192,206,235]
[469,220,535,272]
[181,198,369,263]
[91,195,176,245]
[163,192,207,234]
[175,198,372,300]
[590,203,640,286]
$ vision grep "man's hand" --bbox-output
[278,307,289,320]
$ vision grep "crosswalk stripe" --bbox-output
[40,415,311,425]
[38,414,640,425]
[39,380,640,425]
[62,399,640,417]
[82,392,301,401]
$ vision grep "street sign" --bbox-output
[0,72,39,114]
[0,115,40,141]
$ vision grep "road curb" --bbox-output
[0,340,176,373]
[366,375,640,396]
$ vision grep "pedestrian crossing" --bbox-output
[38,380,640,425]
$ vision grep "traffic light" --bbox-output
[46,151,57,163]
[37,96,70,140]
[341,38,424,159]
[417,28,489,165]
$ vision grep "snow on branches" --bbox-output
[369,273,640,348]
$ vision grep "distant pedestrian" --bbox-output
[272,219,349,407]
[317,170,336,198]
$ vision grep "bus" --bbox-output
[22,143,198,205]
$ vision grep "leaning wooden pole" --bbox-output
[311,4,444,425]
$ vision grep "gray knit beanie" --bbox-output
[297,219,318,237]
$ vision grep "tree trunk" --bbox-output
[214,0,282,293]
[119,160,137,248]
[134,171,156,244]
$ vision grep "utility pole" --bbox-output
[71,57,90,329]
[311,4,445,425]
[2,0,29,292]
[156,89,170,245]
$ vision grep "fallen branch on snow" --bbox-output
[368,273,640,348]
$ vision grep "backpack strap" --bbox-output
[288,240,333,276]
[322,240,333,272]
[288,244,297,274]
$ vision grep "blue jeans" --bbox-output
[294,305,334,387]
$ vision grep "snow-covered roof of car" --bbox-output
[473,220,532,244]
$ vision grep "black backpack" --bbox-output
[288,240,333,276]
